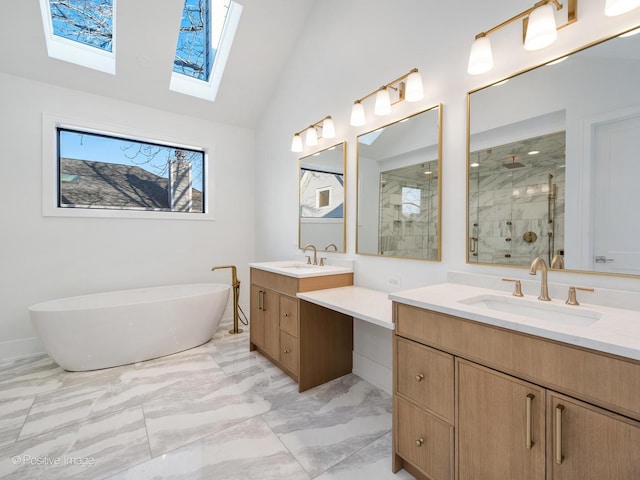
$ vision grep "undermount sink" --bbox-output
[459,294,602,327]
[277,263,320,270]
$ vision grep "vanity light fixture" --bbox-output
[605,0,640,16]
[349,68,424,126]
[290,116,336,152]
[467,0,577,75]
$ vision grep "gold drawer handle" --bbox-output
[415,438,424,447]
[526,393,534,449]
[415,374,424,382]
[555,405,564,464]
[283,349,291,354]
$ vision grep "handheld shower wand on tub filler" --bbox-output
[211,265,243,334]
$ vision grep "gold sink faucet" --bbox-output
[325,243,338,252]
[529,257,551,301]
[303,244,318,265]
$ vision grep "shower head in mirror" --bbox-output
[503,155,526,169]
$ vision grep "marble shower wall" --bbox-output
[469,158,565,266]
[379,169,438,259]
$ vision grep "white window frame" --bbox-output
[42,113,214,221]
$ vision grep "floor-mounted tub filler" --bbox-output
[29,283,230,371]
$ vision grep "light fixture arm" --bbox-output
[293,116,332,138]
[476,0,568,39]
[353,68,419,104]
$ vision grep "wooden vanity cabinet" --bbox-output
[250,285,280,359]
[249,267,353,392]
[546,392,640,480]
[392,302,640,480]
[457,360,545,480]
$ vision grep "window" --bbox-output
[169,0,243,101]
[57,128,205,213]
[39,0,116,74]
[402,186,421,218]
[299,168,344,218]
[317,188,331,208]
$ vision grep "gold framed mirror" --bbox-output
[467,26,640,277]
[299,142,346,252]
[357,105,442,260]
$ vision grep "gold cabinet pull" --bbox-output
[283,312,289,317]
[526,393,534,449]
[555,404,564,464]
[415,374,424,382]
[415,438,424,447]
[258,291,264,310]
[283,349,291,354]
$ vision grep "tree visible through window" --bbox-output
[402,186,421,218]
[174,0,231,81]
[49,0,113,52]
[57,129,205,213]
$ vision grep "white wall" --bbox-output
[255,0,640,390]
[0,73,255,361]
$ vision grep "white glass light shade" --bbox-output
[605,0,640,15]
[467,36,493,75]
[405,70,424,102]
[322,116,335,138]
[305,126,318,146]
[350,101,365,126]
[374,88,391,116]
[524,4,557,51]
[291,134,303,152]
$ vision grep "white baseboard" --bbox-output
[0,337,45,364]
[353,351,392,395]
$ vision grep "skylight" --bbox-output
[170,0,243,101]
[39,0,116,74]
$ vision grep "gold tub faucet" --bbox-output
[211,265,243,334]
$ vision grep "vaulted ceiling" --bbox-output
[0,0,314,127]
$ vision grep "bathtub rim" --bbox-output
[28,283,231,313]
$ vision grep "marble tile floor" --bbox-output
[0,318,414,479]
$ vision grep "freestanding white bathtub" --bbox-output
[29,283,230,371]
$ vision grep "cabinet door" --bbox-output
[457,359,545,480]
[548,392,640,480]
[250,285,265,349]
[262,289,280,359]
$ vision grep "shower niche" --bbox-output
[468,131,565,267]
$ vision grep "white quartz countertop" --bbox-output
[297,286,394,330]
[249,261,353,279]
[389,283,640,361]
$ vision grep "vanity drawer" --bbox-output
[279,331,299,376]
[396,337,454,423]
[396,396,454,480]
[279,295,298,337]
